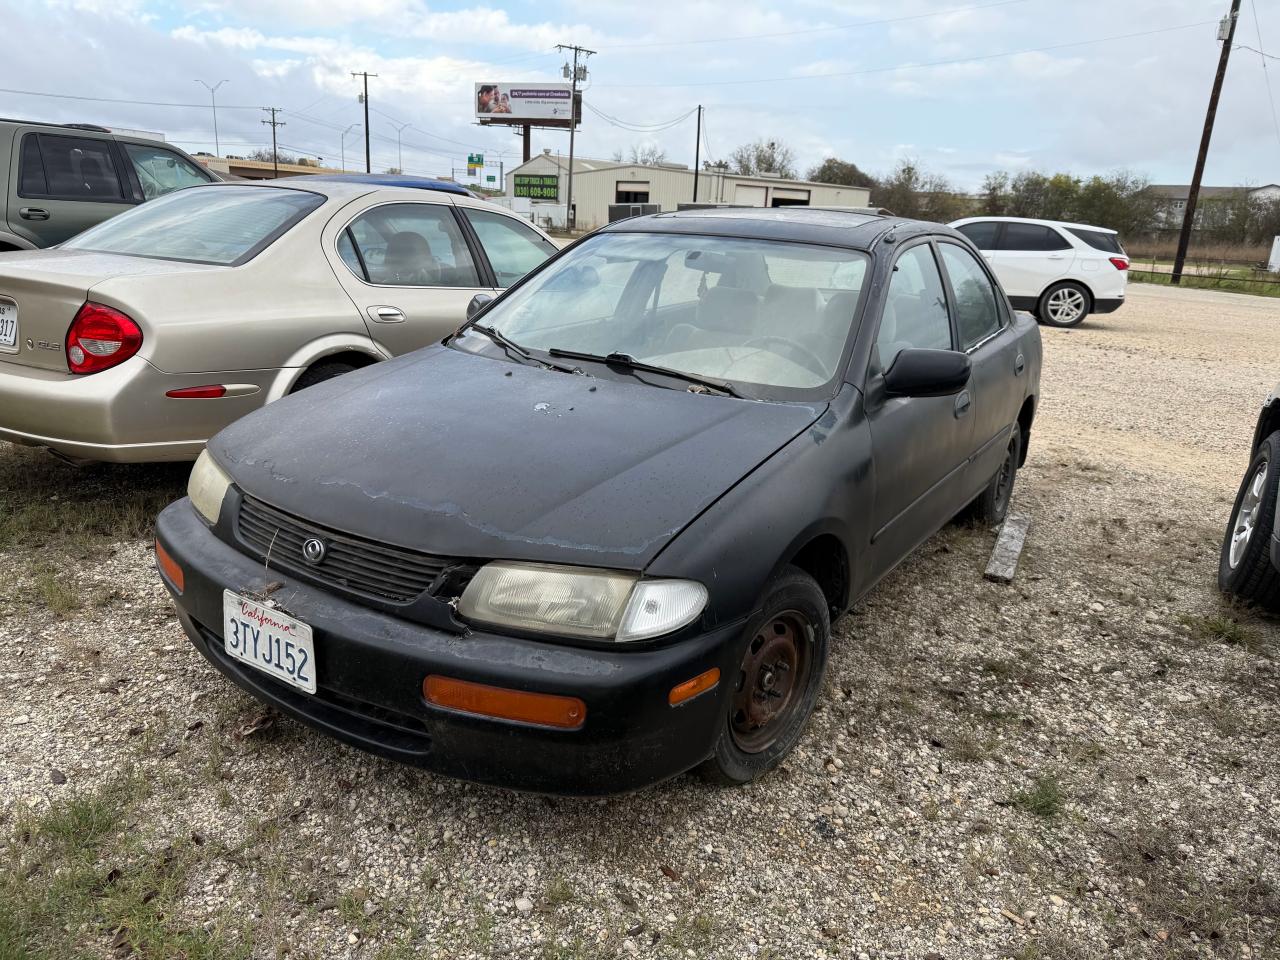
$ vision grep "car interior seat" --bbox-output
[382,232,440,286]
[664,286,761,353]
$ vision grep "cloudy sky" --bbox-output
[4,0,1279,189]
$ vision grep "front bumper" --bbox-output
[156,499,742,796]
[0,356,272,462]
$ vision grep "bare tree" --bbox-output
[612,143,667,165]
[729,138,797,179]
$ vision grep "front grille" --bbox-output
[236,494,459,603]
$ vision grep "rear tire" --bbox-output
[1218,430,1280,612]
[291,361,357,393]
[698,567,830,786]
[1037,281,1091,328]
[964,424,1022,525]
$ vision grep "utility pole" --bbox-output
[394,122,413,173]
[557,44,595,232]
[352,71,378,173]
[261,107,285,178]
[195,80,228,156]
[341,123,361,172]
[1172,0,1241,285]
[693,104,703,202]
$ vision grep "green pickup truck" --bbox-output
[0,118,218,250]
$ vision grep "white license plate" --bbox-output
[0,299,16,350]
[222,590,316,694]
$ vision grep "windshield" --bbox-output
[62,186,324,265]
[473,232,869,395]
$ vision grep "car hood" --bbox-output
[209,346,826,571]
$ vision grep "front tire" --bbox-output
[699,567,830,786]
[291,361,358,393]
[1218,430,1280,612]
[1037,281,1091,328]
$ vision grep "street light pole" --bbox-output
[195,80,228,156]
[341,123,361,172]
[395,122,413,173]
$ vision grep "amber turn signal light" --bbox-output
[423,676,586,730]
[669,667,720,706]
[155,540,184,593]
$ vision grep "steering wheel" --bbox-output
[744,336,828,377]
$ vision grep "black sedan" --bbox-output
[1219,381,1280,610]
[154,207,1042,795]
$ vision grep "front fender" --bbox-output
[645,386,872,627]
[264,333,391,402]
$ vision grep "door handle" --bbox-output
[1048,254,1066,260]
[954,390,972,418]
[1014,353,1026,375]
[368,305,405,323]
[19,207,49,221]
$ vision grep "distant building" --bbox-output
[1147,183,1280,227]
[502,151,873,231]
[195,156,346,180]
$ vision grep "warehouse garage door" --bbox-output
[771,187,811,207]
[733,184,768,206]
[616,181,650,203]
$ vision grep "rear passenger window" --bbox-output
[939,243,1003,349]
[29,135,125,201]
[344,203,480,287]
[462,208,556,287]
[18,135,46,195]
[877,244,952,370]
[999,223,1071,252]
[956,221,1000,250]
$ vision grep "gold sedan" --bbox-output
[0,177,556,462]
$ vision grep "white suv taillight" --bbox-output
[66,302,143,374]
[1109,257,1130,271]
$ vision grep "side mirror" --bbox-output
[466,293,494,321]
[883,348,970,398]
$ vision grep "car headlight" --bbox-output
[457,561,708,642]
[188,449,232,525]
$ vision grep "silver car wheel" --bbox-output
[1047,287,1087,324]
[1228,458,1269,569]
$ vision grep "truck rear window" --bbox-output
[61,186,324,265]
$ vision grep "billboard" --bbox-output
[514,174,559,201]
[475,83,580,127]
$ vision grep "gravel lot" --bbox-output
[1,283,1277,960]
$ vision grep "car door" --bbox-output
[864,240,975,568]
[936,240,1025,495]
[328,199,493,356]
[8,130,135,246]
[985,222,1074,303]
[457,206,559,288]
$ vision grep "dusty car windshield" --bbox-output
[478,232,869,393]
[62,186,323,265]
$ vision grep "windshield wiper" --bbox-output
[466,324,584,376]
[546,349,742,398]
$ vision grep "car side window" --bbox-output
[462,208,557,287]
[21,134,125,201]
[344,203,480,287]
[956,221,1000,250]
[998,223,1071,251]
[123,144,210,199]
[877,243,952,370]
[18,135,46,195]
[939,243,1003,349]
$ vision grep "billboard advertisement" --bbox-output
[514,174,559,201]
[475,83,576,124]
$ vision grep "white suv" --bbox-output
[949,216,1129,327]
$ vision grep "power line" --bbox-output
[0,85,264,109]
[583,102,698,132]
[1235,43,1280,60]
[1248,0,1280,158]
[600,0,1038,50]
[594,19,1218,88]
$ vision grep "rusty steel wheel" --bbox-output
[730,610,815,754]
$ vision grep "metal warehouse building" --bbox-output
[501,151,873,231]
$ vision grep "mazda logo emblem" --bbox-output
[301,538,327,564]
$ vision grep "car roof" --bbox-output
[952,215,1119,235]
[289,173,471,196]
[598,206,936,250]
